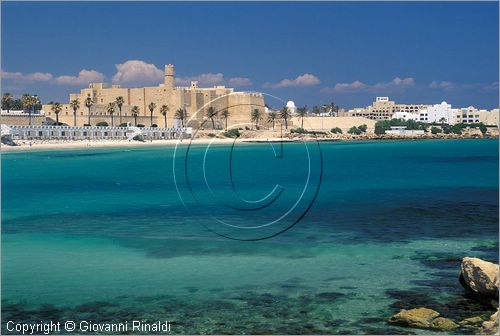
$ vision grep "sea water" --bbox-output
[2,139,498,334]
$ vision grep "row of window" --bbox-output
[458,115,480,118]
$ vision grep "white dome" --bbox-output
[286,100,296,108]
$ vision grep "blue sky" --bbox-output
[2,1,498,109]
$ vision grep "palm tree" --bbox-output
[322,104,331,116]
[160,105,169,128]
[250,108,263,129]
[221,110,230,130]
[280,106,291,129]
[116,96,125,124]
[328,102,339,116]
[107,102,116,127]
[2,93,13,113]
[205,106,217,129]
[174,108,187,127]
[267,111,278,129]
[131,106,140,126]
[51,102,62,126]
[296,105,308,128]
[312,105,320,115]
[69,98,80,126]
[32,95,41,114]
[148,102,157,126]
[21,94,35,125]
[85,95,93,125]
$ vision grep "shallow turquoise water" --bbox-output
[2,139,498,334]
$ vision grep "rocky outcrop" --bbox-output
[431,317,460,331]
[480,310,499,335]
[460,316,485,326]
[388,307,458,331]
[460,257,499,305]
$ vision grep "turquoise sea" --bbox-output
[1,139,498,334]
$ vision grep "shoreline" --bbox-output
[1,135,498,153]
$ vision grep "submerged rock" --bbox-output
[460,316,484,326]
[388,308,460,331]
[430,317,459,331]
[460,257,499,300]
[388,307,440,328]
[479,310,499,335]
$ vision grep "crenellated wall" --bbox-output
[39,64,266,128]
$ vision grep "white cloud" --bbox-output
[1,70,53,82]
[27,72,53,81]
[322,80,367,92]
[321,77,415,93]
[263,73,320,89]
[429,81,455,90]
[373,77,415,89]
[487,81,499,91]
[112,60,163,85]
[55,69,105,86]
[228,77,253,87]
[429,81,499,92]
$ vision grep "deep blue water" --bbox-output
[1,139,498,334]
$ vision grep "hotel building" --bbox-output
[344,97,429,120]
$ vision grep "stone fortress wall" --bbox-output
[41,64,265,128]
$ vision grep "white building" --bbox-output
[393,101,457,124]
[392,111,419,121]
[454,107,499,125]
[385,126,425,136]
[419,101,457,124]
[1,109,45,115]
[286,100,297,114]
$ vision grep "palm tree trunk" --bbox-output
[225,118,228,130]
[285,118,288,129]
[134,115,137,126]
[119,107,122,124]
[164,115,167,128]
[211,118,215,129]
[56,113,59,126]
[111,114,114,127]
[29,110,32,126]
[88,107,91,125]
[73,111,77,126]
[150,112,153,126]
[301,118,304,128]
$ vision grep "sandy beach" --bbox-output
[2,132,497,152]
[0,137,299,152]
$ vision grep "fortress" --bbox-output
[42,64,265,128]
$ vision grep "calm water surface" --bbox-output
[2,139,498,334]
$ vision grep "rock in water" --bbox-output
[430,317,459,331]
[388,308,440,328]
[460,257,499,299]
[480,310,499,335]
[460,316,484,326]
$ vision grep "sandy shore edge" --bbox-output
[0,138,295,152]
[1,135,497,153]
